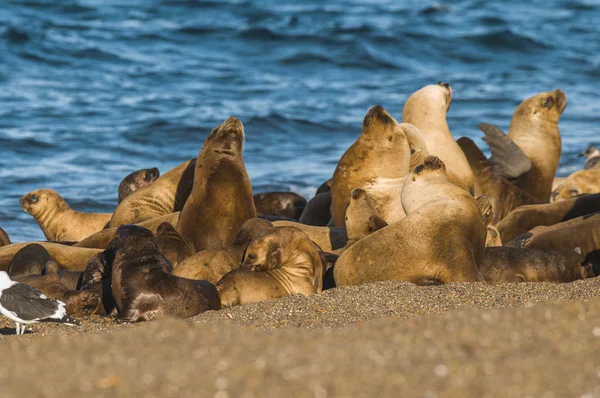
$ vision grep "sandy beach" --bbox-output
[2,279,600,397]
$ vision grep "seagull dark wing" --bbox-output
[0,283,61,321]
[479,122,532,179]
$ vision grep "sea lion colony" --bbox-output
[1,82,599,327]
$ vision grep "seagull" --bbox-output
[0,271,79,335]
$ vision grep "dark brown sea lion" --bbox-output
[0,227,10,247]
[173,218,272,284]
[109,159,195,228]
[344,188,387,248]
[330,105,412,226]
[118,167,160,203]
[402,82,474,193]
[7,243,52,278]
[298,192,331,226]
[316,179,332,195]
[580,145,600,170]
[253,192,307,221]
[334,156,485,286]
[20,189,111,242]
[480,247,592,284]
[495,193,600,243]
[551,169,600,202]
[216,227,324,308]
[155,222,194,267]
[475,89,567,203]
[177,117,256,252]
[109,225,221,322]
[0,243,101,272]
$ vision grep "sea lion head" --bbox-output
[204,116,245,157]
[550,169,600,202]
[242,227,313,272]
[515,89,567,124]
[109,225,173,272]
[8,243,52,278]
[118,167,160,203]
[403,82,453,120]
[232,218,273,246]
[412,155,447,177]
[20,188,68,217]
[362,105,409,150]
[62,288,104,316]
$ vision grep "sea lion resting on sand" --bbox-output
[217,226,324,308]
[0,242,101,273]
[117,167,160,203]
[108,225,220,322]
[334,156,486,286]
[20,189,111,242]
[177,117,256,252]
[551,169,600,202]
[8,243,53,278]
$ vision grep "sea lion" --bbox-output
[155,222,194,267]
[550,169,600,202]
[109,159,195,228]
[253,192,307,221]
[580,145,600,169]
[402,82,474,193]
[480,247,592,284]
[7,243,52,278]
[330,105,412,226]
[344,188,387,247]
[298,192,331,226]
[217,227,324,308]
[0,227,10,247]
[177,117,256,252]
[173,218,272,284]
[0,243,101,272]
[75,212,179,249]
[334,156,485,286]
[457,137,540,224]
[475,89,567,203]
[495,193,600,243]
[272,220,347,252]
[20,189,112,242]
[43,260,82,291]
[118,167,160,203]
[108,225,221,322]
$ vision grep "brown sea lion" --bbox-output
[457,137,540,224]
[117,167,160,203]
[580,145,600,170]
[75,212,179,250]
[0,242,101,272]
[217,227,324,308]
[272,220,346,252]
[20,189,112,242]
[0,227,10,247]
[43,260,82,291]
[475,89,567,203]
[344,188,387,247]
[334,156,485,286]
[402,82,474,193]
[109,159,195,228]
[551,169,600,202]
[495,193,600,243]
[177,117,256,252]
[7,243,52,278]
[330,105,412,226]
[480,247,592,284]
[173,218,272,284]
[298,192,331,226]
[155,222,194,267]
[108,225,221,322]
[253,192,307,221]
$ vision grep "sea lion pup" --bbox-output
[551,169,600,202]
[20,189,112,242]
[495,193,600,243]
[7,244,52,278]
[75,212,179,249]
[457,137,540,224]
[108,158,195,228]
[177,117,256,252]
[402,82,474,193]
[344,188,387,248]
[334,156,485,286]
[253,192,307,221]
[173,218,272,284]
[476,89,567,203]
[580,145,600,170]
[155,222,194,267]
[0,243,101,272]
[298,192,331,226]
[272,220,347,252]
[117,167,160,203]
[216,227,324,308]
[108,225,220,322]
[0,227,10,247]
[330,105,412,226]
[480,247,592,284]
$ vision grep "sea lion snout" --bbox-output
[363,105,394,127]
[554,89,567,113]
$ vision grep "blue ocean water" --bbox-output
[0,0,599,242]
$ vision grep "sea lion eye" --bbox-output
[247,253,256,261]
[543,97,554,108]
[569,189,580,196]
[31,195,39,203]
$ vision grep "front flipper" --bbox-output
[479,123,532,179]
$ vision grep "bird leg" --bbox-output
[15,323,20,335]
[21,325,26,335]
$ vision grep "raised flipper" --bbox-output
[479,122,532,179]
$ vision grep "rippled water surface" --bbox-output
[1,0,599,242]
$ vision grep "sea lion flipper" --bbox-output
[479,122,532,179]
[475,196,493,227]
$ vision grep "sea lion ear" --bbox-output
[266,248,282,269]
[43,260,61,275]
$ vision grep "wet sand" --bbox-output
[2,279,600,397]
